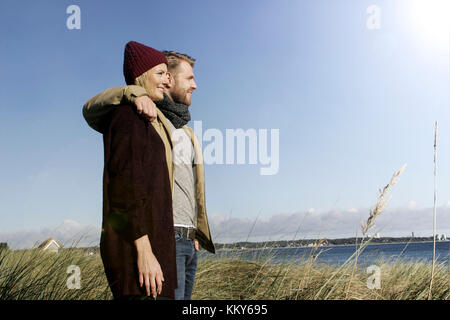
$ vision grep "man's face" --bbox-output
[168,60,197,106]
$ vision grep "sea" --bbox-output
[208,241,450,266]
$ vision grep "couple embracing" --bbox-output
[83,41,215,300]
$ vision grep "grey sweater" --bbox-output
[165,118,197,229]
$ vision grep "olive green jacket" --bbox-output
[83,86,215,253]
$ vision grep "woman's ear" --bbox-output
[166,72,174,88]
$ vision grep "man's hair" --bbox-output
[162,51,195,73]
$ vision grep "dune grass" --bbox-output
[192,250,449,300]
[0,244,448,300]
[0,247,111,300]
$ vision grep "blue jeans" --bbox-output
[174,230,198,300]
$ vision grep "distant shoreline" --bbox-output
[295,239,449,249]
[215,237,450,251]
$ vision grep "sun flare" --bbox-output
[409,0,450,51]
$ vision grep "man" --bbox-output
[83,43,215,300]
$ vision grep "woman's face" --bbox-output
[145,63,169,100]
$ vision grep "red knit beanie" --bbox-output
[123,41,168,85]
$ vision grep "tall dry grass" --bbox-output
[1,244,447,300]
[429,121,438,299]
[0,247,111,300]
[193,256,450,300]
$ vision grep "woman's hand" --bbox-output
[134,235,164,299]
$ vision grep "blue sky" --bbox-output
[0,0,449,246]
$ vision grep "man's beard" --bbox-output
[171,88,190,106]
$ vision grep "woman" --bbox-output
[100,41,176,300]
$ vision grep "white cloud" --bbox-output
[0,220,100,249]
[209,205,450,243]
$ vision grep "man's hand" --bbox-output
[134,235,164,299]
[135,95,157,122]
[194,239,200,252]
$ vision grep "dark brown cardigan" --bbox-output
[100,104,177,299]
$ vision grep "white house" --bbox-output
[38,237,62,253]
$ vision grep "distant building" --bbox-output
[38,237,62,253]
[435,234,447,241]
[370,233,381,239]
[0,242,8,251]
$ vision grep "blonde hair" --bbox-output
[134,71,151,94]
